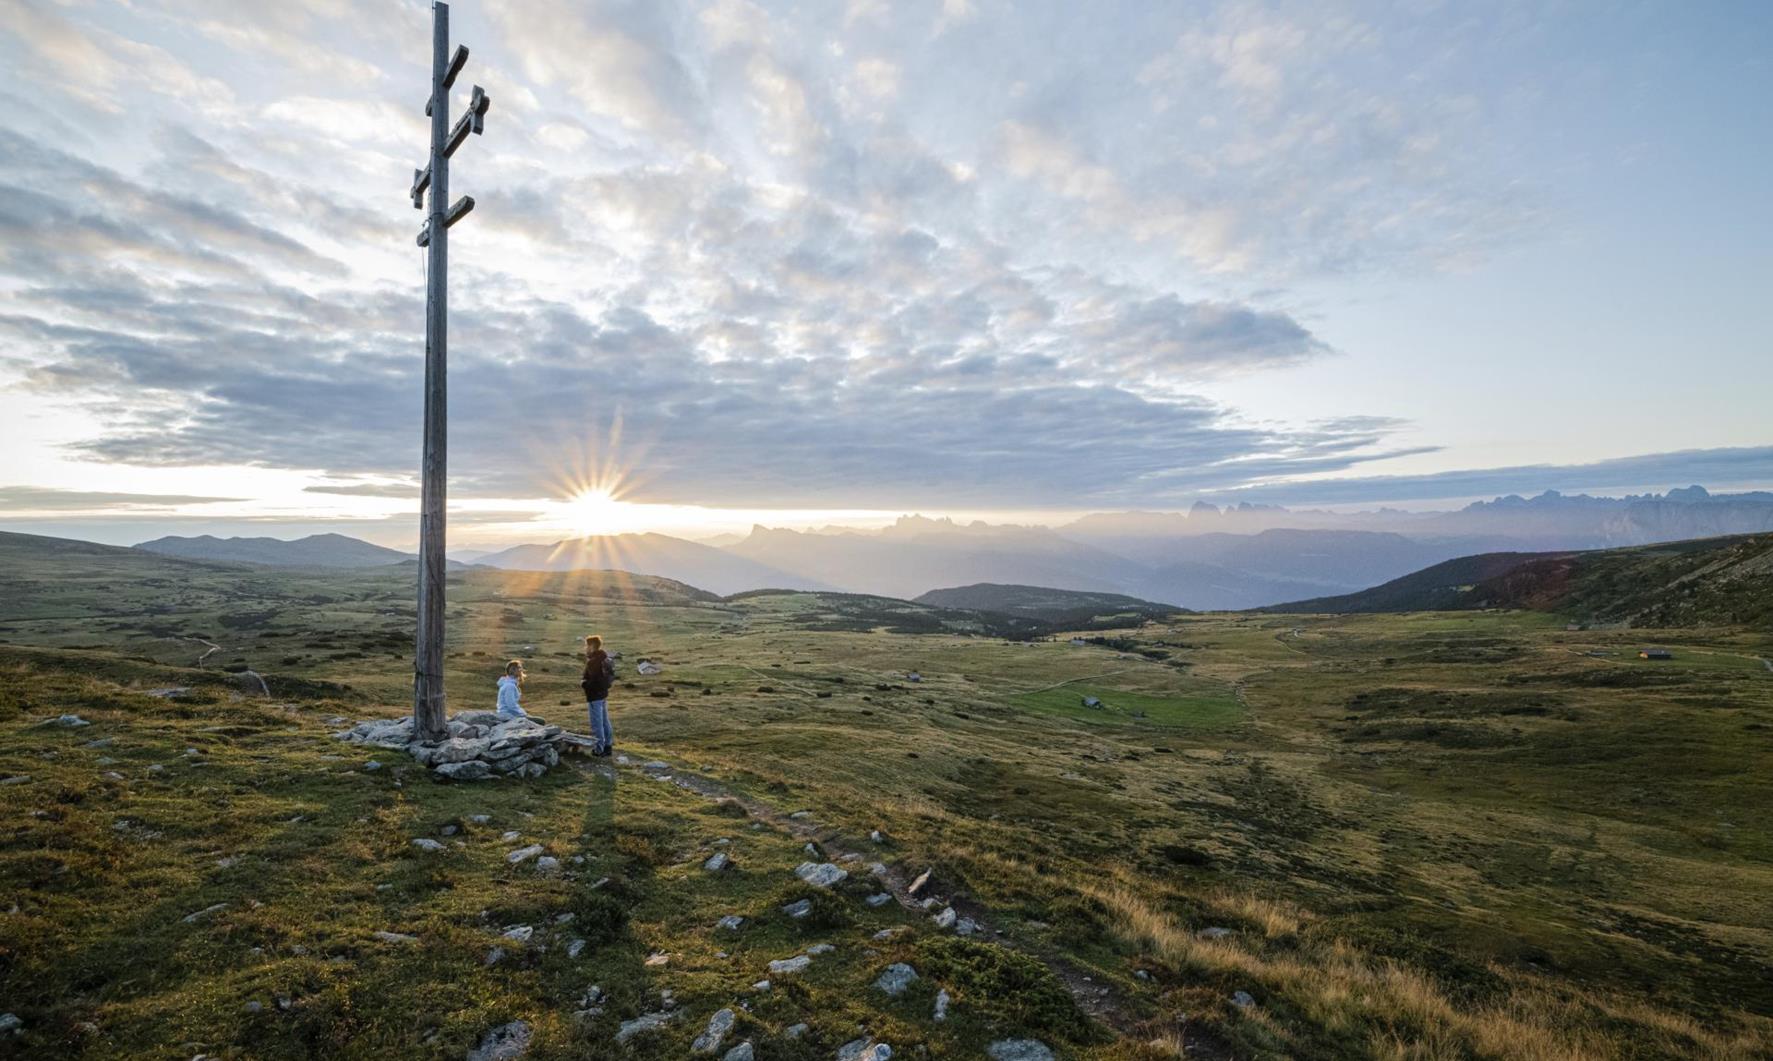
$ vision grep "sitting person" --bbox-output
[495,659,530,720]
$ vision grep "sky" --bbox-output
[0,0,1769,548]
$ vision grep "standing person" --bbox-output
[581,635,615,756]
[495,660,528,720]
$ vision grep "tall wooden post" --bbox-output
[410,0,489,741]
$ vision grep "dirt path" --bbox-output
[186,637,221,667]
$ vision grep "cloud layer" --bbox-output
[0,0,1744,513]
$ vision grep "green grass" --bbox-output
[1012,684,1242,729]
[0,537,1770,1058]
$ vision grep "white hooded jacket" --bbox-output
[495,674,524,717]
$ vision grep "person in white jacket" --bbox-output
[495,660,528,719]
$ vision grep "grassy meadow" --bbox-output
[0,534,1769,1058]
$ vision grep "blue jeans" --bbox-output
[587,699,612,751]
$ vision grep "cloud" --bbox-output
[1207,447,1773,506]
[0,486,243,512]
[0,1,1637,520]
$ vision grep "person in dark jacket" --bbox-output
[581,634,615,756]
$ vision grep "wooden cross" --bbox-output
[410,1,490,742]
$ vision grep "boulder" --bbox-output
[613,1011,676,1044]
[767,954,810,975]
[431,738,492,764]
[724,1043,754,1061]
[795,861,847,887]
[703,852,731,872]
[874,962,918,997]
[987,1042,1054,1061]
[468,1020,532,1061]
[436,760,492,781]
[933,989,951,1022]
[692,1008,736,1054]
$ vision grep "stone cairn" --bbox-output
[333,711,566,780]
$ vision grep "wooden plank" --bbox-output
[442,44,469,90]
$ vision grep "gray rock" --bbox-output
[467,1020,531,1061]
[874,962,918,996]
[535,856,561,875]
[703,851,731,872]
[431,737,493,763]
[933,988,951,1021]
[613,1011,676,1044]
[46,714,91,727]
[751,979,770,992]
[987,1041,1054,1061]
[692,1007,736,1053]
[781,899,813,919]
[807,942,835,955]
[501,831,522,842]
[724,1043,754,1061]
[373,931,418,944]
[182,902,227,923]
[716,914,746,931]
[956,917,977,936]
[0,1013,19,1034]
[411,838,445,853]
[1198,926,1232,940]
[767,954,811,975]
[435,760,492,781]
[1231,990,1256,1008]
[243,1000,262,1014]
[502,925,534,943]
[0,776,30,786]
[838,1040,892,1061]
[795,861,847,887]
[506,844,545,865]
[363,760,383,772]
[784,1023,809,1039]
[932,907,957,930]
[455,710,502,726]
[469,814,492,824]
[484,947,505,966]
[866,892,892,907]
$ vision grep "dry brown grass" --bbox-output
[1085,877,1773,1060]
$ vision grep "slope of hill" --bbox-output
[1267,533,1773,626]
[136,532,410,567]
[474,533,824,597]
[915,583,1182,625]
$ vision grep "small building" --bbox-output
[1639,648,1673,660]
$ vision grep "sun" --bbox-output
[561,487,644,536]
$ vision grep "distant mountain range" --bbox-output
[471,533,827,597]
[137,533,411,567]
[1266,533,1773,628]
[122,486,1773,609]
